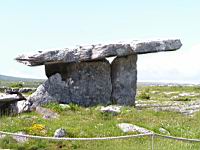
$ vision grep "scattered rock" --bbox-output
[35,106,59,119]
[0,133,6,139]
[5,88,36,94]
[179,92,199,97]
[117,123,152,134]
[16,100,31,113]
[100,105,122,115]
[19,88,36,93]
[59,104,70,109]
[151,91,159,94]
[18,115,38,121]
[170,96,179,100]
[54,128,66,137]
[159,128,170,135]
[163,92,178,95]
[136,99,200,116]
[12,131,28,143]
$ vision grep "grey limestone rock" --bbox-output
[117,123,152,134]
[29,59,112,107]
[59,104,71,109]
[0,93,27,115]
[54,128,67,137]
[159,128,170,135]
[5,88,36,94]
[111,55,137,105]
[0,133,5,139]
[14,100,31,114]
[0,132,29,143]
[100,105,122,115]
[12,132,29,143]
[35,106,59,119]
[15,39,182,66]
[0,93,26,103]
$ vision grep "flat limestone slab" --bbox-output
[15,39,182,66]
[0,93,25,102]
[0,93,26,115]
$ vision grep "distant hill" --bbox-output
[0,74,198,86]
[0,74,45,82]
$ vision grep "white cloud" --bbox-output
[137,44,200,84]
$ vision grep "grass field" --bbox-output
[0,80,43,89]
[0,84,200,149]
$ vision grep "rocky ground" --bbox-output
[136,99,200,116]
[0,83,200,149]
[136,85,200,116]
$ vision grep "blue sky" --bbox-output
[0,0,200,83]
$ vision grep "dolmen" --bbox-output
[15,39,182,107]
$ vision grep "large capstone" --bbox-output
[15,39,182,66]
[29,60,112,107]
[111,55,137,105]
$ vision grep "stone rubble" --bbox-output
[5,88,36,94]
[136,99,200,116]
[159,128,170,135]
[35,106,59,119]
[59,104,71,109]
[117,123,152,134]
[100,105,122,115]
[12,131,29,143]
[54,128,67,138]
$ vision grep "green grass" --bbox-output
[1,104,200,149]
[0,85,200,149]
[0,80,43,88]
[136,85,200,102]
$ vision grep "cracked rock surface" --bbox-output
[15,39,182,66]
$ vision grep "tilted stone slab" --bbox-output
[15,39,182,66]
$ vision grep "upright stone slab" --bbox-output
[29,59,112,107]
[111,55,137,105]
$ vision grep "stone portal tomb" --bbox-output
[15,39,182,107]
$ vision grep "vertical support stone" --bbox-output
[42,59,112,106]
[111,54,137,106]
